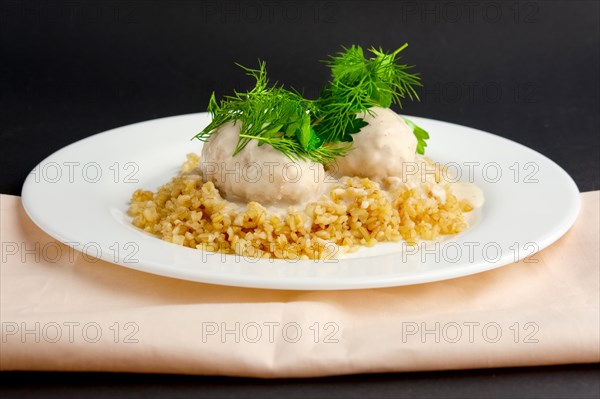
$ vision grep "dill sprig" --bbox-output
[313,44,423,144]
[193,61,348,163]
[194,44,430,161]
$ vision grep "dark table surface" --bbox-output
[1,0,599,397]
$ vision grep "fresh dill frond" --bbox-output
[193,61,347,163]
[194,44,430,162]
[314,44,424,144]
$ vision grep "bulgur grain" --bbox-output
[128,153,472,260]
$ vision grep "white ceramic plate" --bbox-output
[21,113,580,290]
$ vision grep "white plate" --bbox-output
[21,113,580,290]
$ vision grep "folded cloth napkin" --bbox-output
[1,192,598,378]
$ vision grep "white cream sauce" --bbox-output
[450,181,485,208]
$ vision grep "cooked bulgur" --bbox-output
[128,154,473,260]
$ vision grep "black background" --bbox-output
[1,0,599,398]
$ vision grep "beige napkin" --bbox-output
[1,192,598,377]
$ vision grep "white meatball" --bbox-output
[200,121,325,205]
[333,107,417,179]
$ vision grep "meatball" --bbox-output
[333,107,417,179]
[200,121,325,205]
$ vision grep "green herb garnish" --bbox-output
[402,117,430,155]
[194,62,348,163]
[194,44,430,162]
[313,44,422,143]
